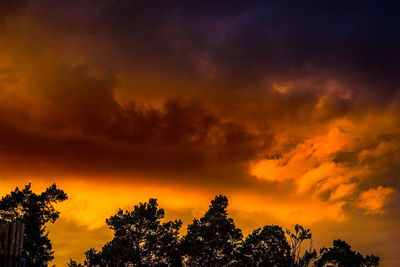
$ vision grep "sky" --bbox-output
[0,0,400,265]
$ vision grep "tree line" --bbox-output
[0,184,379,267]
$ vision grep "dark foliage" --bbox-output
[238,225,291,266]
[68,259,84,267]
[181,195,243,266]
[0,185,380,267]
[0,183,67,267]
[85,198,182,267]
[315,239,379,267]
[81,195,379,267]
[286,224,317,267]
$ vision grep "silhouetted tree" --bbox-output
[84,248,103,266]
[79,195,380,267]
[182,195,243,266]
[238,225,292,266]
[68,259,84,267]
[85,198,182,267]
[0,183,67,266]
[365,255,380,267]
[286,224,317,267]
[315,239,379,267]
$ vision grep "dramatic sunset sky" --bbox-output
[1,0,400,265]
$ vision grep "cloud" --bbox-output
[2,0,398,104]
[329,183,357,202]
[0,60,262,187]
[358,186,395,214]
[251,108,400,215]
[0,0,27,28]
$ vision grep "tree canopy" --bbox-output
[0,184,380,267]
[239,225,292,266]
[85,198,182,267]
[182,195,243,266]
[0,183,67,266]
[78,194,379,267]
[80,194,379,267]
[286,224,317,267]
[315,239,379,267]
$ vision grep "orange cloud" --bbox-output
[329,183,357,201]
[358,186,395,214]
[251,110,400,216]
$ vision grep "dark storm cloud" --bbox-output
[0,63,261,184]
[1,0,398,189]
[0,0,27,27]
[24,0,400,102]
